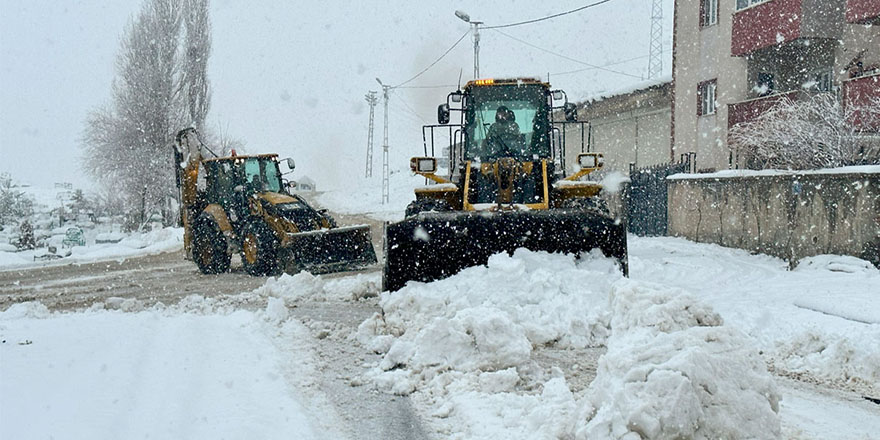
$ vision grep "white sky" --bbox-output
[0,0,673,190]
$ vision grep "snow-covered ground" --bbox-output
[0,226,183,269]
[3,236,878,439]
[0,184,184,270]
[316,169,428,222]
[0,297,348,439]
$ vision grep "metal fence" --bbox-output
[627,153,695,236]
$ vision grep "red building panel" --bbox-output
[846,0,880,24]
[728,91,799,128]
[844,74,880,130]
[732,0,803,57]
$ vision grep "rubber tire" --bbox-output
[241,220,279,276]
[192,218,231,274]
[405,199,452,217]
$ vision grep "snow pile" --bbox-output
[794,254,880,276]
[574,280,781,439]
[359,250,620,384]
[357,249,780,439]
[630,237,880,398]
[254,270,381,302]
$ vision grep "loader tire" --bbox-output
[241,220,279,276]
[193,217,231,274]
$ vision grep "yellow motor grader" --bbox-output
[383,78,628,291]
[174,128,376,276]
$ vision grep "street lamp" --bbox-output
[455,10,482,79]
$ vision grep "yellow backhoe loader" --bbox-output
[383,78,627,291]
[174,128,376,276]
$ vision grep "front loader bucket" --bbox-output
[383,209,627,292]
[279,224,377,274]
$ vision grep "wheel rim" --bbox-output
[243,233,258,265]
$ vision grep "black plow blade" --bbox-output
[383,209,627,292]
[280,224,377,274]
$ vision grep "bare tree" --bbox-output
[181,0,211,132]
[82,0,214,230]
[730,93,880,170]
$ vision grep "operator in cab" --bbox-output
[483,105,525,159]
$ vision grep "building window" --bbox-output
[698,80,717,116]
[701,0,718,27]
[755,72,775,96]
[813,68,833,92]
[736,0,768,11]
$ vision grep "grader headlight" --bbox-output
[410,157,438,174]
[577,153,604,170]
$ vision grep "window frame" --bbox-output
[736,0,770,12]
[812,68,834,93]
[701,0,718,28]
[697,79,718,117]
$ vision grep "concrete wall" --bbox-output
[667,170,880,266]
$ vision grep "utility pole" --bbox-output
[648,0,663,79]
[364,91,378,177]
[455,10,482,78]
[376,78,391,204]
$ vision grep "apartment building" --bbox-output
[673,0,880,170]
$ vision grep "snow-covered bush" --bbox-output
[730,93,880,170]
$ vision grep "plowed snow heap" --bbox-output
[383,78,627,291]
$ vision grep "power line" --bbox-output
[483,0,614,29]
[397,84,458,89]
[391,90,429,124]
[550,50,671,76]
[393,30,471,88]
[491,28,642,79]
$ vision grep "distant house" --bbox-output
[565,78,673,174]
[296,176,316,191]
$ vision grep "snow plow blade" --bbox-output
[383,210,627,292]
[279,224,377,274]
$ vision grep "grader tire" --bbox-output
[193,218,231,274]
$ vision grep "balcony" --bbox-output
[846,0,880,24]
[843,73,880,130]
[732,0,845,57]
[728,91,800,128]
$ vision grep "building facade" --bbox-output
[673,0,880,171]
[567,80,673,174]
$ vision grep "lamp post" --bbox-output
[455,10,482,78]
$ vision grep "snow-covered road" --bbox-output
[1,233,878,439]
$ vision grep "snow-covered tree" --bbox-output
[0,173,34,227]
[730,93,880,170]
[82,0,213,229]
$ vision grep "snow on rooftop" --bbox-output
[575,74,672,104]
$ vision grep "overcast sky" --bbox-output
[0,0,673,190]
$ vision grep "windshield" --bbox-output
[465,84,549,161]
[244,158,282,193]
